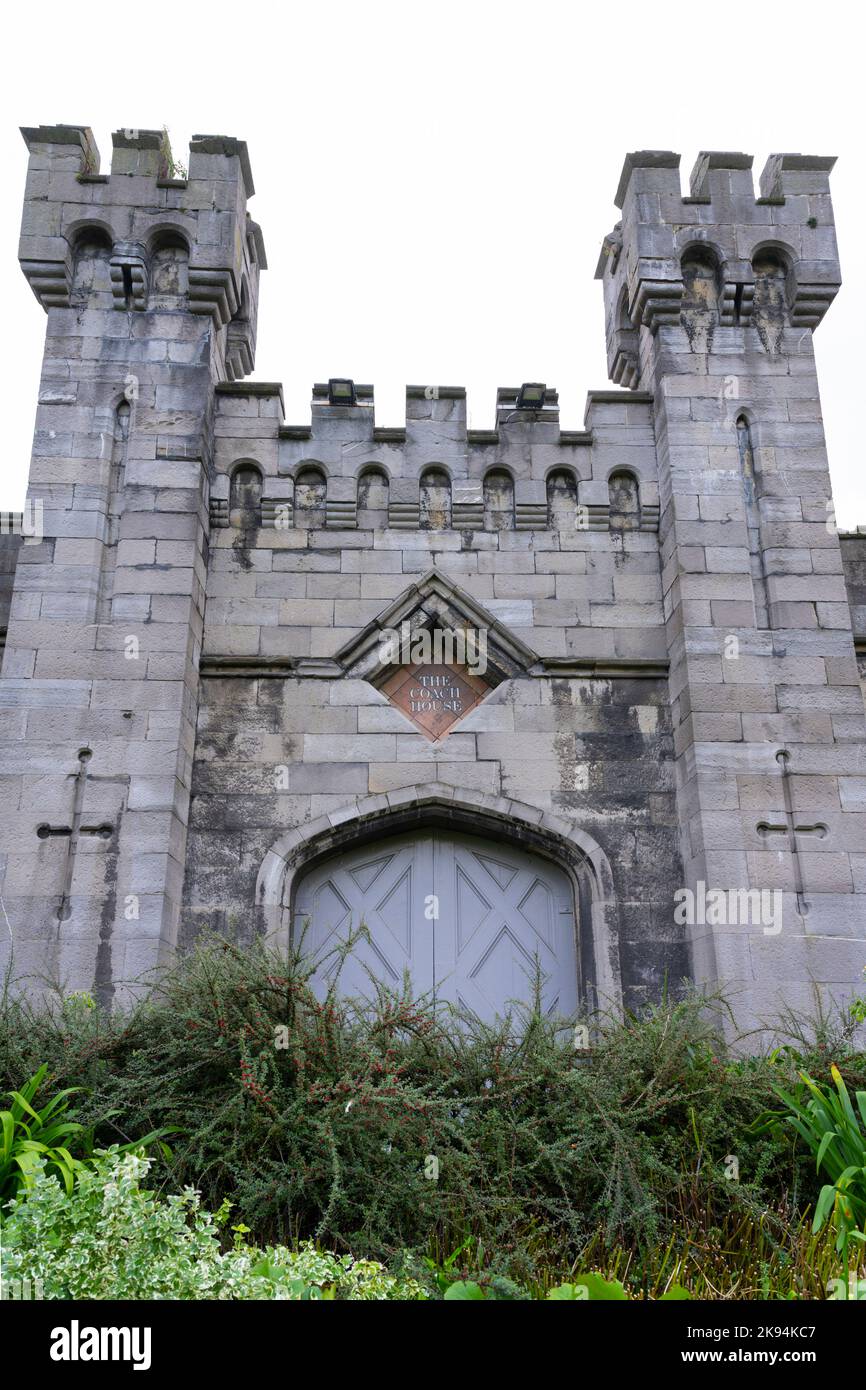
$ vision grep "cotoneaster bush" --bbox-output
[1,937,864,1287]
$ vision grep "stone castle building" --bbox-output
[1,127,864,1034]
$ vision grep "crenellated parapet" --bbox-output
[596,150,841,388]
[206,381,660,540]
[18,124,264,379]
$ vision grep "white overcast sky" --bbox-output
[2,0,864,526]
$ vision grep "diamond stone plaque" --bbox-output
[380,661,490,740]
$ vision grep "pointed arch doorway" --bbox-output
[257,784,622,1020]
[292,828,579,1021]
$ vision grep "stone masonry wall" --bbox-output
[177,384,684,1011]
[599,150,866,1031]
[841,532,866,706]
[0,125,261,1003]
[0,531,23,641]
[3,126,863,1031]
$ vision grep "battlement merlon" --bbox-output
[17,125,265,378]
[595,149,842,388]
[211,382,656,480]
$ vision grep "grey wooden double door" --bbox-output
[293,830,579,1020]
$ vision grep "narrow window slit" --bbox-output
[121,264,134,310]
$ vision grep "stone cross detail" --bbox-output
[756,749,827,916]
[36,748,115,921]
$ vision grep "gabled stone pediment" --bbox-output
[335,570,540,686]
[333,571,540,739]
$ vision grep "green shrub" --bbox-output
[2,937,863,1288]
[0,1150,427,1301]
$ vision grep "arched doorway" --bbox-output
[256,785,622,1017]
[292,828,579,1020]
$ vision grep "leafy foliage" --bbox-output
[1,1061,176,1205]
[764,1064,866,1296]
[439,1271,690,1300]
[0,1064,88,1201]
[0,1150,427,1301]
[1,937,864,1294]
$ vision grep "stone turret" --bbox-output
[597,151,864,1028]
[2,126,263,1002]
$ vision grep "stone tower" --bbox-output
[2,126,263,1003]
[1,130,863,1036]
[597,151,865,1026]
